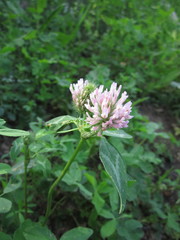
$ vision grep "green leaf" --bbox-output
[153,69,180,89]
[167,213,180,232]
[99,209,114,219]
[35,129,54,139]
[140,162,153,173]
[60,227,93,240]
[92,191,105,214]
[3,179,22,195]
[100,219,117,238]
[99,138,127,213]
[62,162,82,185]
[126,219,142,230]
[76,183,92,199]
[127,175,136,187]
[0,118,6,127]
[13,228,26,240]
[46,115,77,125]
[11,162,25,175]
[149,200,166,219]
[0,128,29,137]
[0,197,12,213]
[24,30,37,40]
[13,220,56,240]
[46,115,77,131]
[6,1,24,15]
[117,219,143,240]
[9,138,23,161]
[37,0,47,14]
[0,163,11,175]
[0,46,16,54]
[84,172,97,188]
[132,97,149,106]
[0,232,12,240]
[103,129,132,139]
[39,5,63,32]
[109,188,119,212]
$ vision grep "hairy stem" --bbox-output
[43,138,84,225]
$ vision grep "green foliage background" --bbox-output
[0,0,179,125]
[0,0,179,239]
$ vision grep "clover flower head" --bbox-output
[85,82,133,136]
[70,78,95,113]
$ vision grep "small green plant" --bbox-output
[0,1,179,238]
[0,80,134,239]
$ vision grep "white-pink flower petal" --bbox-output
[85,82,133,135]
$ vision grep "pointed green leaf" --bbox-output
[60,227,93,240]
[0,128,29,137]
[46,115,77,131]
[76,183,92,199]
[24,30,37,40]
[0,163,11,175]
[103,129,132,139]
[99,138,127,213]
[0,197,12,213]
[3,179,22,195]
[92,191,105,213]
[46,115,77,125]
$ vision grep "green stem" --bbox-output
[43,138,85,225]
[58,128,78,134]
[23,137,30,218]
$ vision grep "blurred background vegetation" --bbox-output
[0,0,179,239]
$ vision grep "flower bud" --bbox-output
[70,78,96,114]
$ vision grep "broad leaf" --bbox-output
[103,129,132,139]
[0,163,11,175]
[0,232,12,240]
[117,219,143,240]
[0,128,29,137]
[13,228,26,240]
[100,219,117,238]
[13,220,56,240]
[99,138,127,213]
[0,197,12,213]
[60,227,93,240]
[11,161,34,175]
